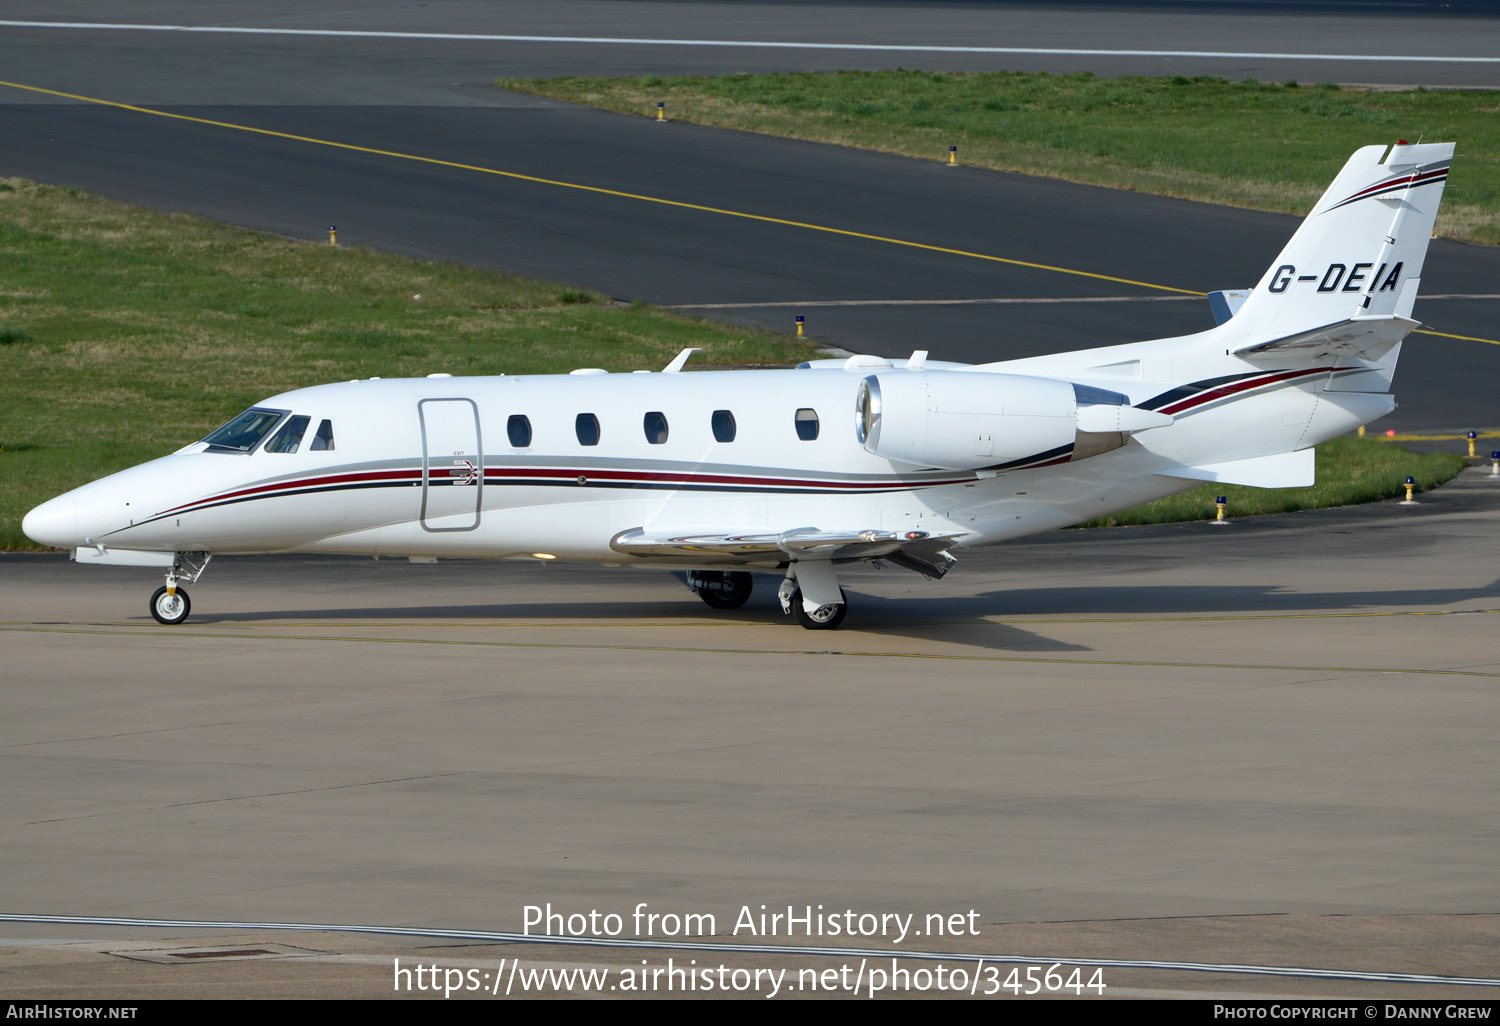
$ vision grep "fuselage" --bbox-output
[21,333,1391,570]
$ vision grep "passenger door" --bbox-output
[419,398,482,531]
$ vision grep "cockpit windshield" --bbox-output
[202,408,287,453]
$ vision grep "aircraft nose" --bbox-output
[22,493,81,549]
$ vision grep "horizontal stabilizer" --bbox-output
[1154,448,1314,489]
[610,526,959,564]
[1233,314,1417,363]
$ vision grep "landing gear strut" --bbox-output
[687,570,754,609]
[149,551,210,625]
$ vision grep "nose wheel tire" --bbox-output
[150,585,191,625]
[695,571,754,609]
[791,588,847,630]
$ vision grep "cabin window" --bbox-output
[643,411,669,445]
[508,414,532,448]
[264,415,311,454]
[310,419,335,451]
[794,408,820,441]
[575,413,601,446]
[202,408,286,453]
[711,410,736,443]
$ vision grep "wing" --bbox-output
[609,526,959,578]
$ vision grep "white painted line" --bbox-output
[4,913,1499,988]
[1,22,1498,63]
[667,293,1500,310]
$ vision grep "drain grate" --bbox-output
[169,948,277,959]
[108,942,323,964]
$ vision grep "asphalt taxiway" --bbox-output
[2,471,1498,997]
[2,2,1498,435]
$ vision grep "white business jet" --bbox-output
[23,142,1452,629]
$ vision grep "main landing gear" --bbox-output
[687,563,851,629]
[778,560,848,631]
[148,552,211,625]
[687,570,754,609]
[788,588,848,631]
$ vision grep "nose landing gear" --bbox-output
[148,552,211,625]
[150,584,191,625]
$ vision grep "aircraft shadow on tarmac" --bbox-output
[963,580,1500,616]
[177,597,1094,652]
[835,581,1500,650]
[170,576,1500,654]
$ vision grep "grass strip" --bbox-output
[0,180,1466,551]
[498,70,1500,244]
[0,179,814,549]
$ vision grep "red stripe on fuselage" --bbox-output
[1157,367,1331,417]
[481,466,971,491]
[156,464,978,518]
[157,468,421,516]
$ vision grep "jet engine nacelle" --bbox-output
[857,370,1081,470]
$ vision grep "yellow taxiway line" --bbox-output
[3,78,1495,345]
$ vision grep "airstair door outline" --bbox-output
[419,398,482,531]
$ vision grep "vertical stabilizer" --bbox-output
[1226,142,1453,346]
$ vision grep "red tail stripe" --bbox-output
[1159,368,1328,417]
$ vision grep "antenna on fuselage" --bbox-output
[662,348,700,373]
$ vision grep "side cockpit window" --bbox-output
[203,408,286,453]
[311,419,335,451]
[264,415,310,454]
